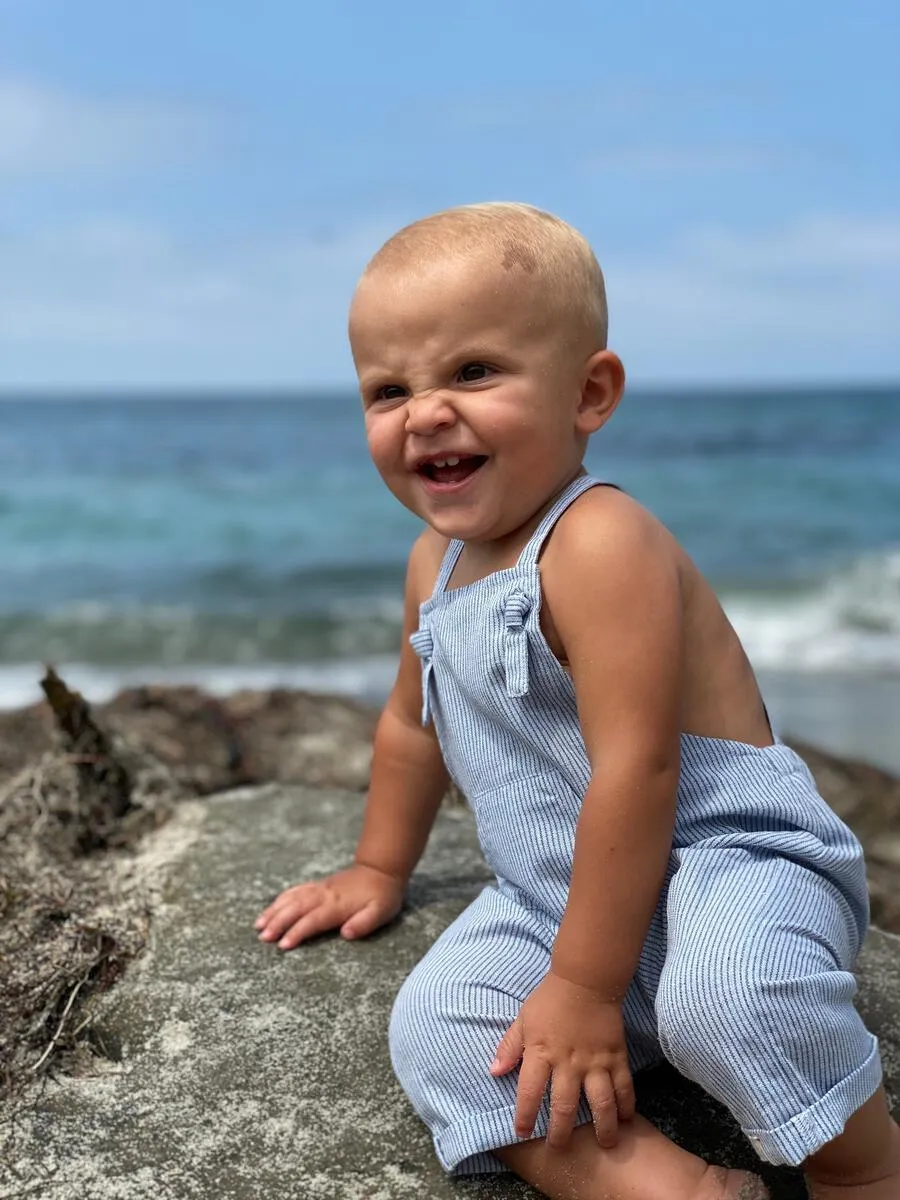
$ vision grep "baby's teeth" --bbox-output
[445,456,460,466]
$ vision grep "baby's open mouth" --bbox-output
[418,455,487,484]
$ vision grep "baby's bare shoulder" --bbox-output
[539,488,687,645]
[548,485,678,568]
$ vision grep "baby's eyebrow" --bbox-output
[358,368,400,387]
[447,345,505,363]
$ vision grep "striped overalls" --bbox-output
[389,475,881,1174]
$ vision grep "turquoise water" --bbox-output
[1,387,899,733]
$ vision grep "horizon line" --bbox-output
[1,378,898,400]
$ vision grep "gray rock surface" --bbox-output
[1,785,897,1200]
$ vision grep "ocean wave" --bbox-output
[0,657,402,711]
[0,549,897,712]
[724,548,900,671]
[0,601,405,666]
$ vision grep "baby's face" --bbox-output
[350,252,593,549]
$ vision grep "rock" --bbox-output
[790,739,900,933]
[0,685,378,797]
[1,785,897,1200]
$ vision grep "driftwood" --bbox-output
[40,666,135,853]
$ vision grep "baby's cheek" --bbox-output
[364,428,396,472]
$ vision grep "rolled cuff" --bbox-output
[743,1035,883,1166]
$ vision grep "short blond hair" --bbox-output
[362,202,608,349]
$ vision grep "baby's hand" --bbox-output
[254,863,405,951]
[490,972,635,1151]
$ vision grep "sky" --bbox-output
[0,0,898,389]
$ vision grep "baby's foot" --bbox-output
[806,1111,900,1199]
[695,1165,771,1199]
[806,1169,900,1199]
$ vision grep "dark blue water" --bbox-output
[1,386,898,705]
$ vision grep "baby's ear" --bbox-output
[577,351,625,433]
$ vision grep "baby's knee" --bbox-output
[388,968,434,1092]
[656,956,799,1073]
[388,964,468,1113]
[389,956,521,1132]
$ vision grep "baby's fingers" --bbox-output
[514,1056,551,1141]
[584,1070,618,1148]
[256,883,310,925]
[254,899,278,930]
[613,1063,636,1122]
[546,1072,582,1149]
[340,899,388,940]
[256,886,321,943]
[274,901,341,950]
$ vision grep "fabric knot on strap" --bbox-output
[409,625,435,725]
[502,591,532,698]
[409,627,434,660]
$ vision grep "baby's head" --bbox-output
[356,202,608,353]
[349,203,624,545]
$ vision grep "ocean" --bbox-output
[2,387,899,769]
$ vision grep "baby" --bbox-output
[255,202,900,1199]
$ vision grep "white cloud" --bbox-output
[0,76,218,176]
[0,213,404,386]
[604,215,900,381]
[681,216,900,271]
[0,211,897,386]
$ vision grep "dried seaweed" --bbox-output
[0,674,182,1101]
[40,666,135,851]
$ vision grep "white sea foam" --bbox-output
[724,548,900,672]
[3,550,898,714]
[0,656,401,711]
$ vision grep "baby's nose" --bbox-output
[404,390,456,434]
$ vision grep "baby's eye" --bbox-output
[372,384,408,402]
[457,362,493,383]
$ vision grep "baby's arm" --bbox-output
[545,490,682,998]
[255,533,449,950]
[488,491,684,1149]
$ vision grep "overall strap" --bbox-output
[516,475,605,568]
[432,539,464,596]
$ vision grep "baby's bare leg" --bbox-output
[495,1115,769,1200]
[804,1087,900,1199]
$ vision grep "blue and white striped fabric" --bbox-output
[390,474,881,1174]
